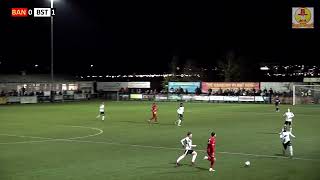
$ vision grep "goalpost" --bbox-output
[293,85,320,105]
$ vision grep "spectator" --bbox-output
[269,88,274,104]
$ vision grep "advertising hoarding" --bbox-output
[97,82,128,91]
[128,82,150,88]
[202,82,260,93]
[20,96,37,104]
[130,94,143,99]
[169,82,200,93]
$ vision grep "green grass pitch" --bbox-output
[0,101,319,180]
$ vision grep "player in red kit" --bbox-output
[204,132,216,172]
[148,103,158,123]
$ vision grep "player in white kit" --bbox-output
[175,103,184,127]
[283,108,294,132]
[279,126,296,157]
[96,102,105,121]
[176,132,197,166]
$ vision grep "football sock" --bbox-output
[177,155,185,163]
[289,146,293,156]
[192,153,197,163]
[178,120,181,126]
[102,116,105,120]
[210,160,214,168]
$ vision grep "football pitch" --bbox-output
[0,101,319,180]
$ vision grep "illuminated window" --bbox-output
[68,84,78,90]
[62,84,67,91]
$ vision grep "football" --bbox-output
[245,161,251,167]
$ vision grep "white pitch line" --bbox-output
[1,134,317,162]
[66,126,103,140]
[61,139,320,162]
[0,126,103,144]
[0,134,52,140]
[0,128,318,162]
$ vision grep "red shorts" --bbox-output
[207,150,215,160]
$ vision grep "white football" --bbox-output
[245,161,250,166]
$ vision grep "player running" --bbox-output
[274,96,280,112]
[175,103,184,127]
[176,132,197,166]
[283,108,294,132]
[96,102,105,121]
[148,103,158,123]
[279,126,295,157]
[204,132,216,172]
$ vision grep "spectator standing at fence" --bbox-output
[269,88,274,104]
[148,103,158,123]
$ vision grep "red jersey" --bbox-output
[207,136,216,152]
[151,105,158,113]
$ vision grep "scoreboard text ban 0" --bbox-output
[11,8,56,17]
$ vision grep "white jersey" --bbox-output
[283,112,294,122]
[99,104,105,112]
[280,131,295,144]
[177,107,184,115]
[180,137,195,150]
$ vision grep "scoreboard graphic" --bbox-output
[11,7,56,17]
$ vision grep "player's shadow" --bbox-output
[168,162,208,171]
[194,166,209,171]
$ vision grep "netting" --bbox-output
[293,85,320,105]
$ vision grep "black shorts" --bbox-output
[178,114,183,120]
[275,102,279,106]
[100,111,105,115]
[184,150,194,155]
[284,121,292,126]
[282,141,292,150]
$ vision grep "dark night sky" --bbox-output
[0,0,319,75]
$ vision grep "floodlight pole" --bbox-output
[51,0,54,91]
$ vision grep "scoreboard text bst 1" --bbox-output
[11,8,56,17]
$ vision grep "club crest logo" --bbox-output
[292,7,314,29]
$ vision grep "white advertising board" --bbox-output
[209,96,224,101]
[193,96,210,101]
[20,96,37,104]
[239,96,255,102]
[223,96,239,101]
[128,82,150,88]
[7,96,21,103]
[97,82,128,91]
